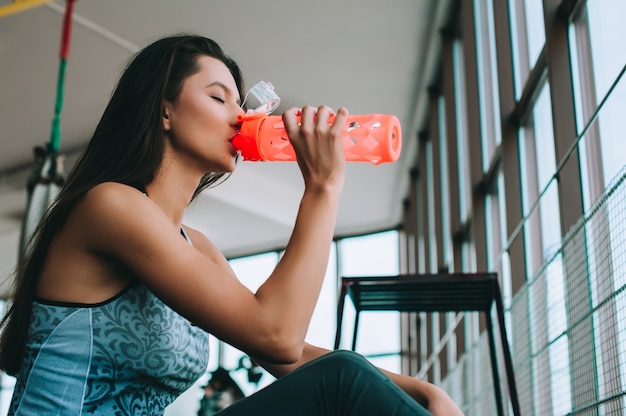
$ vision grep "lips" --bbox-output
[228,137,239,156]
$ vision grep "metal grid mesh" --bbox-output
[518,166,625,415]
[442,165,626,415]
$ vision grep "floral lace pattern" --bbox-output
[10,284,209,415]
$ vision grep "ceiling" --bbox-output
[0,0,452,292]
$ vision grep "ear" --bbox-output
[162,101,172,131]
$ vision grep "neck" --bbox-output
[145,157,203,227]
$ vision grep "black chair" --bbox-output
[333,272,520,416]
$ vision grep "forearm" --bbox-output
[255,186,341,344]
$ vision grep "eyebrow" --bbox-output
[206,81,241,105]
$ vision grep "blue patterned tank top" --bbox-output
[8,283,209,415]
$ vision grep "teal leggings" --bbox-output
[216,350,432,416]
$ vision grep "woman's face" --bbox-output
[163,55,244,173]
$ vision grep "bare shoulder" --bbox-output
[72,182,177,253]
[79,182,159,224]
[81,182,148,213]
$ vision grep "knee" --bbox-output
[317,350,375,372]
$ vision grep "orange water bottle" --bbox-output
[232,112,402,165]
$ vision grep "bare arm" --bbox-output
[76,106,348,365]
[255,343,464,416]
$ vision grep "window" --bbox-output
[569,4,626,409]
[338,231,401,373]
[222,252,281,395]
[215,232,403,394]
[474,0,502,166]
[571,3,626,193]
[509,0,546,98]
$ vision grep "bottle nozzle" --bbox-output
[242,81,281,115]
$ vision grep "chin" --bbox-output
[211,157,238,173]
[227,153,241,171]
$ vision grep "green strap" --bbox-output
[49,58,67,153]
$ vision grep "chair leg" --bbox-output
[486,311,505,416]
[334,282,349,350]
[351,311,360,351]
[494,286,521,416]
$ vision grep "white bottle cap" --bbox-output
[242,81,281,114]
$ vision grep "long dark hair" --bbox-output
[0,34,245,376]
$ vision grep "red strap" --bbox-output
[59,0,77,60]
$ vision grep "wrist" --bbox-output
[303,180,343,199]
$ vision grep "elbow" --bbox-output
[260,333,305,365]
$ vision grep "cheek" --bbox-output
[189,106,222,135]
[172,108,214,139]
[168,98,226,149]
[173,95,211,123]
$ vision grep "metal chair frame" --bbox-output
[333,272,521,416]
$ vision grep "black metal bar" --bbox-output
[333,281,349,350]
[486,310,505,416]
[493,282,521,416]
[351,308,360,351]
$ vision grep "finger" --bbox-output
[329,107,349,136]
[314,105,333,128]
[282,107,302,136]
[299,105,317,132]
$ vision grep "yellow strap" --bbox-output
[0,0,51,18]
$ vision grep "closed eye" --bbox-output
[212,96,225,104]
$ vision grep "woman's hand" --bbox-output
[282,105,349,192]
[370,362,463,415]
[423,385,465,416]
[400,377,465,416]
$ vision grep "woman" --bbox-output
[0,34,463,415]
